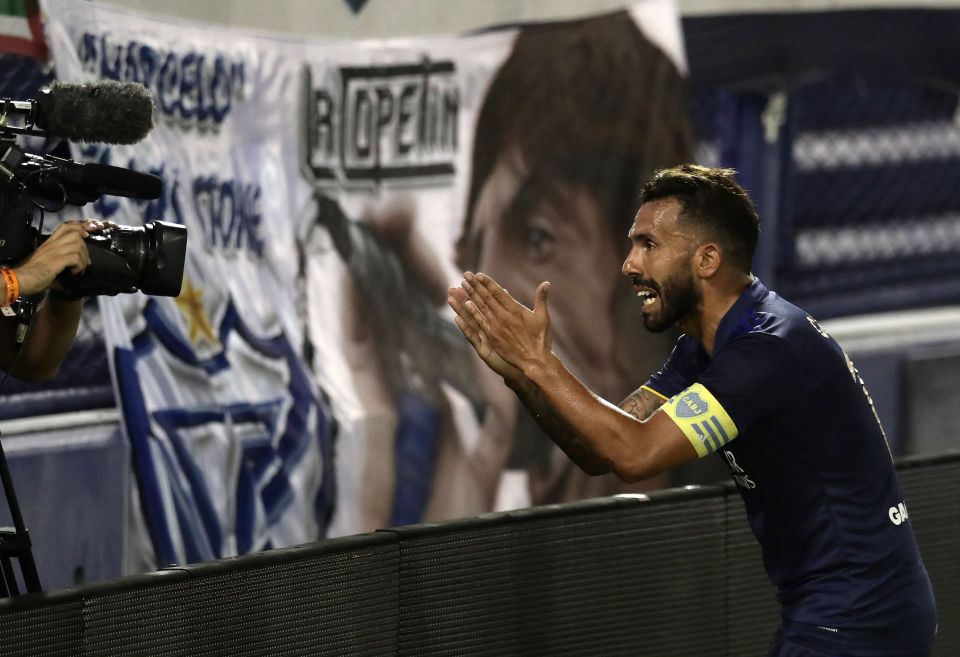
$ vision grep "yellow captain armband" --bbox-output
[662,383,739,458]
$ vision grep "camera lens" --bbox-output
[105,226,148,275]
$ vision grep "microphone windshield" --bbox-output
[36,80,156,145]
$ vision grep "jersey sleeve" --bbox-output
[642,336,704,401]
[660,333,802,457]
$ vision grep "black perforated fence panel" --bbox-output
[394,495,726,657]
[0,455,957,657]
[88,541,400,657]
[898,456,960,657]
[723,492,779,657]
[0,535,400,657]
[0,598,82,657]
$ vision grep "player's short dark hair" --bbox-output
[639,164,760,273]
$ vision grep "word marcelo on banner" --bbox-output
[77,32,247,129]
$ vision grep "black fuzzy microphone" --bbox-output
[32,80,156,145]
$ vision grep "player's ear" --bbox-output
[694,242,722,278]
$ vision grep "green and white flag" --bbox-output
[0,0,45,58]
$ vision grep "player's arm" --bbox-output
[512,352,699,482]
[620,386,669,422]
[503,375,612,475]
[450,272,700,481]
[510,383,671,476]
[449,284,610,474]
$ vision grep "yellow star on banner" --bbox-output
[175,276,220,348]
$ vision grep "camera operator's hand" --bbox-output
[13,219,106,297]
[0,219,110,381]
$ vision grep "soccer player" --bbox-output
[448,164,937,656]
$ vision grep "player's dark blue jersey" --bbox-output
[644,278,936,655]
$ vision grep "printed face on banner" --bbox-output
[447,11,694,502]
[463,149,627,395]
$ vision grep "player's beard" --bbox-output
[641,265,702,333]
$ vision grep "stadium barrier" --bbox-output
[0,452,957,657]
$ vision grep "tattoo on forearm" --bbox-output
[514,383,610,475]
[619,388,666,422]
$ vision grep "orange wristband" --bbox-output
[1,268,19,306]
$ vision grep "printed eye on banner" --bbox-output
[299,61,459,188]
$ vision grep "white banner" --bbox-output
[43,0,333,570]
[42,0,691,571]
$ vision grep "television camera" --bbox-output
[0,79,186,329]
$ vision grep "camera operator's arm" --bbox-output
[0,220,99,382]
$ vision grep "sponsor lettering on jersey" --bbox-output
[723,449,757,490]
[889,501,910,526]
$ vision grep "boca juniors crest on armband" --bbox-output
[675,391,709,418]
[665,384,738,457]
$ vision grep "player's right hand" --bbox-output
[448,283,523,382]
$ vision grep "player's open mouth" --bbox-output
[636,289,658,307]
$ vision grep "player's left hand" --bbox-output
[459,271,553,375]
